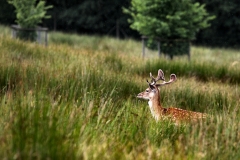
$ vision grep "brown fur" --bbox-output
[137,70,207,124]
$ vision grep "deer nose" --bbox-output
[137,93,142,98]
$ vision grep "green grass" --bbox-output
[0,25,240,159]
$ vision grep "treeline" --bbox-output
[1,0,239,47]
[195,0,240,47]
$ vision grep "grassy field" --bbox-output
[0,25,240,159]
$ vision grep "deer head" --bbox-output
[137,69,177,101]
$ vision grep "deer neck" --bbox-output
[148,92,164,120]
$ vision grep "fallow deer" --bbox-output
[137,69,207,124]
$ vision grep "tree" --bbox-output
[0,0,15,25]
[8,0,52,40]
[195,0,240,47]
[125,0,214,40]
[44,0,138,38]
[124,0,215,58]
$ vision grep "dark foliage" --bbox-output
[194,0,240,47]
[0,0,239,47]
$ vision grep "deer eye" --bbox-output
[146,89,149,92]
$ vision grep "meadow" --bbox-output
[0,25,239,159]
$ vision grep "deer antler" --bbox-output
[147,69,177,86]
[147,69,165,85]
[156,74,177,86]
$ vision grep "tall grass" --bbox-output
[0,25,240,159]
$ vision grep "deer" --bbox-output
[137,69,207,124]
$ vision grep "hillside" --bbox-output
[0,25,240,159]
